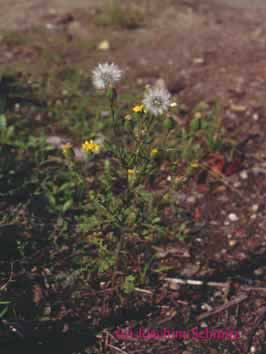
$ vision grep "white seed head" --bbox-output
[92,63,122,90]
[142,86,171,116]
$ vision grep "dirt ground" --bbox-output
[3,0,266,353]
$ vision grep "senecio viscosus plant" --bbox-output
[79,63,174,178]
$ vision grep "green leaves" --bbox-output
[122,275,136,294]
[0,301,10,319]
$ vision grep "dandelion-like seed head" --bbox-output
[92,63,122,90]
[142,86,171,116]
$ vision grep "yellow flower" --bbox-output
[82,140,101,154]
[128,169,136,176]
[190,161,200,169]
[150,148,159,158]
[132,104,144,113]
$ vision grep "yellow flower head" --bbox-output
[133,104,144,113]
[190,161,200,169]
[128,169,136,176]
[150,148,159,158]
[128,169,137,182]
[82,140,101,154]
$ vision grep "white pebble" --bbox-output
[251,204,259,212]
[229,240,237,247]
[240,170,248,180]
[228,213,239,222]
[252,113,259,121]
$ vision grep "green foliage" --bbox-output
[0,115,14,143]
[0,67,227,313]
[96,0,145,29]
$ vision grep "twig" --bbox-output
[108,344,129,354]
[134,288,153,295]
[201,162,246,201]
[165,277,229,289]
[0,262,14,292]
[241,286,266,293]
[197,294,248,321]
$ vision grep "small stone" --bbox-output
[254,268,265,276]
[187,196,196,204]
[252,113,259,121]
[46,23,56,30]
[201,303,213,311]
[228,213,239,222]
[240,170,248,180]
[193,57,205,65]
[229,240,237,247]
[200,322,208,328]
[14,103,20,112]
[251,204,259,213]
[230,104,246,113]
[98,40,110,51]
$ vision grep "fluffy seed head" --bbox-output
[92,63,122,90]
[143,86,171,116]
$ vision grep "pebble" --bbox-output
[98,40,110,51]
[240,170,248,180]
[251,204,259,213]
[233,181,241,188]
[14,103,20,112]
[187,196,196,204]
[229,240,237,247]
[230,104,246,113]
[201,303,213,311]
[45,23,56,30]
[193,57,205,65]
[228,213,239,222]
[252,113,259,121]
